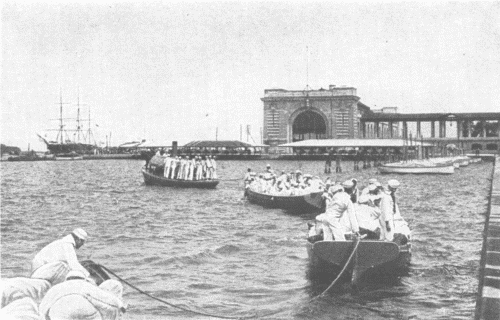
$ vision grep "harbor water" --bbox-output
[0,159,493,319]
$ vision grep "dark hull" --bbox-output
[245,188,325,213]
[307,240,411,284]
[46,142,96,155]
[142,168,219,189]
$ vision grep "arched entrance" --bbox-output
[292,110,327,142]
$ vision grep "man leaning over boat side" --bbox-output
[31,228,90,284]
[314,184,360,241]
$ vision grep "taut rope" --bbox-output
[310,236,361,300]
[97,237,360,319]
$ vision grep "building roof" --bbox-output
[118,141,143,148]
[183,140,261,148]
[279,139,434,148]
[362,112,500,122]
[138,141,173,148]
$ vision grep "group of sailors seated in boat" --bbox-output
[244,164,325,196]
[1,228,126,319]
[308,178,411,244]
[149,155,218,180]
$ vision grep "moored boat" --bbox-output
[55,153,84,161]
[142,167,219,189]
[306,238,411,285]
[379,163,454,174]
[245,188,325,213]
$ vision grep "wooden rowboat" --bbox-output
[307,239,411,285]
[245,188,325,213]
[142,167,219,189]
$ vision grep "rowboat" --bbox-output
[379,162,455,175]
[307,238,411,285]
[245,188,325,213]
[142,167,219,189]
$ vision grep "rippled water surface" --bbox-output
[1,159,493,319]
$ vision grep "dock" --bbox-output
[476,155,500,319]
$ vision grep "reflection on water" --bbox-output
[0,159,492,319]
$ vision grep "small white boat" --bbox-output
[55,155,83,161]
[379,163,455,175]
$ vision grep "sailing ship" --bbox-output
[37,92,100,155]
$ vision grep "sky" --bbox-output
[2,1,500,151]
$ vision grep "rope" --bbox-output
[310,236,361,301]
[98,264,268,319]
[96,237,360,319]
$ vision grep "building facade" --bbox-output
[261,85,371,147]
[262,84,500,153]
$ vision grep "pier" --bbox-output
[476,155,500,319]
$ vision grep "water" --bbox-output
[0,159,492,319]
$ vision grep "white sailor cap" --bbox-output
[342,179,354,188]
[266,164,271,168]
[329,184,344,194]
[368,178,378,184]
[100,279,124,299]
[66,270,86,280]
[72,228,88,241]
[388,179,401,189]
[368,184,378,192]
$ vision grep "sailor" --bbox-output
[211,156,218,179]
[206,155,214,180]
[1,276,52,308]
[342,179,359,204]
[39,270,126,320]
[294,170,303,185]
[356,191,383,239]
[379,179,400,241]
[187,156,196,180]
[0,297,39,320]
[201,157,207,180]
[263,164,275,180]
[31,228,89,283]
[361,178,379,196]
[244,168,255,189]
[164,156,172,178]
[314,184,360,241]
[195,156,202,180]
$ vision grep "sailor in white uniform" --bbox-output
[315,184,360,241]
[379,179,401,241]
[31,228,89,283]
[39,270,126,320]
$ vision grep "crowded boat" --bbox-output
[244,164,326,196]
[147,153,218,181]
[307,178,411,243]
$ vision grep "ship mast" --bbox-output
[55,88,71,144]
[86,106,95,145]
[75,88,86,143]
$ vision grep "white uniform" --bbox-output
[1,277,51,308]
[379,191,396,241]
[211,158,217,179]
[316,192,360,241]
[31,235,89,279]
[0,297,39,320]
[39,279,124,320]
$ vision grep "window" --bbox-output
[486,143,498,151]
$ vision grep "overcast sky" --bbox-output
[2,1,499,151]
